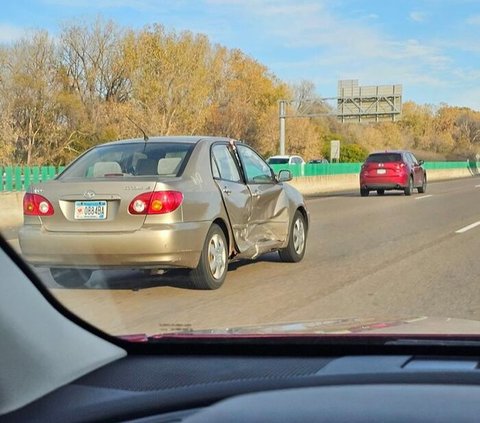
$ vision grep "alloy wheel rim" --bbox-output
[208,234,227,280]
[293,218,305,255]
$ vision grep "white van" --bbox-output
[266,155,305,165]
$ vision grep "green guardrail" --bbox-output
[422,161,475,170]
[0,166,65,193]
[270,163,362,177]
[0,162,477,192]
[270,161,477,177]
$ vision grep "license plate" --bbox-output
[74,201,107,220]
[377,169,386,174]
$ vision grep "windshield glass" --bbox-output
[2,1,480,339]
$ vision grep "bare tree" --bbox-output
[60,18,130,108]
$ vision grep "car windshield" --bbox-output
[2,1,480,341]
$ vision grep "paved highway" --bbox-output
[8,177,480,336]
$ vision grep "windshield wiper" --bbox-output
[385,338,480,347]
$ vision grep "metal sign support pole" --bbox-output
[279,100,286,155]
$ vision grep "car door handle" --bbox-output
[252,189,261,198]
[222,187,232,195]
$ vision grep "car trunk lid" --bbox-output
[32,179,158,232]
[363,153,405,177]
[363,161,405,176]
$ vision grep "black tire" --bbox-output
[418,174,427,193]
[404,176,413,196]
[50,268,92,288]
[377,189,385,196]
[190,224,228,290]
[360,188,369,197]
[279,210,307,263]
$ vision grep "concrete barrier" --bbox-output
[0,168,477,231]
[0,192,24,230]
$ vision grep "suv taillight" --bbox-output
[128,191,183,215]
[23,193,54,216]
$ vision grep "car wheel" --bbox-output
[377,189,385,196]
[360,188,369,197]
[418,174,427,193]
[279,210,307,263]
[49,268,92,288]
[404,176,413,196]
[190,224,228,290]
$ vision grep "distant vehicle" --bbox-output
[267,155,305,165]
[359,150,427,197]
[308,158,329,164]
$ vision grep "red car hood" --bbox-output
[119,316,480,341]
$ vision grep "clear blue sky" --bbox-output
[1,0,480,110]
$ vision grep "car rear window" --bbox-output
[59,142,195,179]
[268,158,289,164]
[366,153,402,163]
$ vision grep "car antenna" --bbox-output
[126,116,149,142]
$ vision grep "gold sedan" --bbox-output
[19,136,308,289]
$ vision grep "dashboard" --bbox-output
[4,352,480,422]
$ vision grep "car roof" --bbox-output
[369,150,409,155]
[269,155,300,159]
[98,136,231,147]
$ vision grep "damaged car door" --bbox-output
[235,144,289,258]
[211,143,253,253]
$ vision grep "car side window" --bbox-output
[211,155,221,179]
[410,153,419,165]
[236,144,274,184]
[292,157,302,164]
[403,153,412,165]
[211,145,242,183]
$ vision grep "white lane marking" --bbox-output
[456,221,480,234]
[475,184,480,188]
[415,195,433,200]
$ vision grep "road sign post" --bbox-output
[279,100,286,155]
[330,140,340,163]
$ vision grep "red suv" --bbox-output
[359,151,427,196]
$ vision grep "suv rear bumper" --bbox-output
[360,183,407,190]
[360,174,409,190]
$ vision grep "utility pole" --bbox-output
[278,97,340,155]
[278,98,333,155]
[279,100,286,155]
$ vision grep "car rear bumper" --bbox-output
[18,221,211,269]
[360,174,408,190]
[361,183,407,190]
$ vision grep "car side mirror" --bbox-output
[418,160,424,165]
[277,169,292,182]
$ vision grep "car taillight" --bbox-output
[128,191,183,215]
[23,193,54,216]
